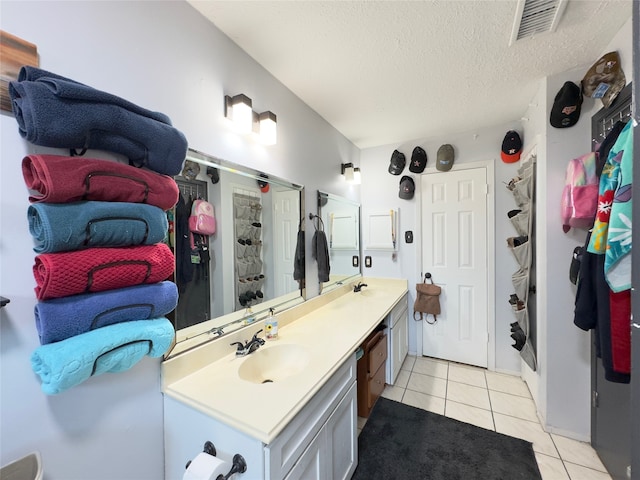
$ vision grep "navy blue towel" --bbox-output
[35,281,179,344]
[9,66,188,176]
[28,200,168,253]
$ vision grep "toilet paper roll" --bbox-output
[183,452,230,480]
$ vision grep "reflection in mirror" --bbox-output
[166,148,305,357]
[317,191,361,293]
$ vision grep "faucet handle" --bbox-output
[252,329,265,345]
[230,341,245,354]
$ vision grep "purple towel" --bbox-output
[35,281,178,344]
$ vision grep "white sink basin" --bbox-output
[238,344,310,384]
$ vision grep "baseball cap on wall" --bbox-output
[582,51,626,108]
[501,131,522,163]
[550,81,583,128]
[409,146,427,173]
[388,149,406,175]
[436,144,455,171]
[257,173,269,193]
[399,175,415,200]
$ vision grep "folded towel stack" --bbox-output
[31,318,176,395]
[28,201,169,253]
[6,67,186,394]
[9,66,188,176]
[22,154,179,210]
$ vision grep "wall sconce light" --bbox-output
[341,163,361,185]
[254,111,277,146]
[225,94,253,134]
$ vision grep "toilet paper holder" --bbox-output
[185,441,247,479]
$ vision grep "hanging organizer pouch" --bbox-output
[508,238,530,268]
[413,274,442,324]
[512,268,529,301]
[509,209,530,237]
[33,243,175,300]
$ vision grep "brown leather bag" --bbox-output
[414,276,441,324]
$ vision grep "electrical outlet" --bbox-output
[365,256,372,268]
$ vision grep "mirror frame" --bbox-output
[317,190,362,295]
[165,148,306,358]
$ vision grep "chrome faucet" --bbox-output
[353,282,368,293]
[230,329,265,356]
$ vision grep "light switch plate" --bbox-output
[352,256,359,267]
[365,256,372,268]
[405,231,413,243]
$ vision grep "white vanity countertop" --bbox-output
[163,277,408,444]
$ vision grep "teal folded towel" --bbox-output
[31,318,175,395]
[28,201,168,253]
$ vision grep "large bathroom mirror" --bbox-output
[166,148,305,357]
[316,191,361,293]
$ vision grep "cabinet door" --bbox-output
[325,383,357,480]
[284,431,324,480]
[392,307,408,382]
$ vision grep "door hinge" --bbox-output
[592,390,599,408]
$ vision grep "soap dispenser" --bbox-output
[265,308,278,340]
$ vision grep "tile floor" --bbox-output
[357,355,613,480]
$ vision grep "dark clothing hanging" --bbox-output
[175,193,194,292]
[574,232,630,383]
[312,229,330,283]
[293,227,305,283]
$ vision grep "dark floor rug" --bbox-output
[352,397,542,480]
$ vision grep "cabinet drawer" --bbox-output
[368,334,387,375]
[368,364,386,409]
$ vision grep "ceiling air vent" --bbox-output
[509,0,568,45]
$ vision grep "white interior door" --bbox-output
[421,167,488,368]
[273,189,300,296]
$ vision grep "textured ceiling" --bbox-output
[188,0,631,149]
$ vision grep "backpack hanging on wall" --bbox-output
[560,151,599,233]
[189,199,216,236]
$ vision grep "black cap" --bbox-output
[206,166,220,184]
[409,146,427,173]
[550,81,583,128]
[399,175,415,200]
[388,150,406,175]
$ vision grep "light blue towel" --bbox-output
[35,281,178,344]
[31,318,175,395]
[28,201,168,253]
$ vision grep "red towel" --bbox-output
[22,154,179,211]
[33,244,175,300]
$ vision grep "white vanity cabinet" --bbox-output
[386,293,409,385]
[164,355,357,480]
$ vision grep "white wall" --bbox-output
[360,121,527,374]
[360,17,633,441]
[0,2,358,478]
[528,18,634,440]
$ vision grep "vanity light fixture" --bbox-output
[225,94,253,134]
[341,163,361,185]
[254,111,277,145]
